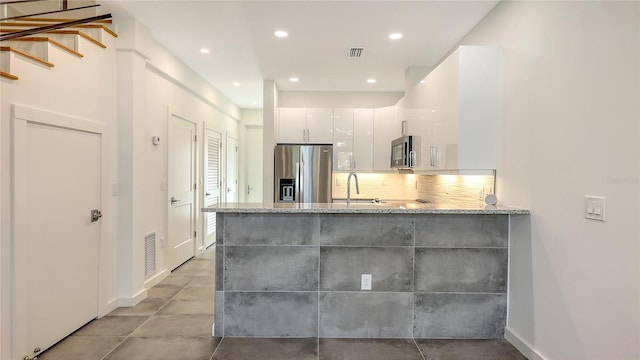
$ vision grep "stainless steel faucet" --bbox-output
[347,172,360,204]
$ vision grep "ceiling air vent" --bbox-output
[348,47,365,58]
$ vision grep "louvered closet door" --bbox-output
[204,128,222,247]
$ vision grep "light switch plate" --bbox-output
[361,274,372,290]
[584,196,605,221]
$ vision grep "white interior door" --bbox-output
[168,115,196,270]
[13,113,101,359]
[225,135,238,202]
[245,126,263,202]
[204,128,222,247]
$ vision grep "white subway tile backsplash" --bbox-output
[332,173,494,205]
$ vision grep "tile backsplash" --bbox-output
[332,173,495,204]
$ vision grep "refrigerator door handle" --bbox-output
[295,162,301,203]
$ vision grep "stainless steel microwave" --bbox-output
[391,135,419,169]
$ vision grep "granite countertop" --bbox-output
[203,202,530,215]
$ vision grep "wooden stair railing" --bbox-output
[0,14,112,41]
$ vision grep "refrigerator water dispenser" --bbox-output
[279,179,296,202]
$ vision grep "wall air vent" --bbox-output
[144,232,157,278]
[348,47,365,58]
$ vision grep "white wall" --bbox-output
[0,31,118,359]
[278,90,403,108]
[0,15,240,359]
[262,80,278,203]
[239,109,263,202]
[459,2,639,359]
[116,16,240,297]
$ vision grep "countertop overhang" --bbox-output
[203,202,530,215]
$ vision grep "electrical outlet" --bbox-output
[361,274,372,290]
[584,196,606,221]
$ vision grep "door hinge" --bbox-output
[194,135,197,142]
[193,183,197,190]
[236,146,238,152]
[194,231,197,238]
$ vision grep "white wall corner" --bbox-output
[505,327,547,360]
[117,288,148,308]
[143,269,169,289]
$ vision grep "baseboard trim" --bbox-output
[505,327,546,360]
[144,269,168,289]
[103,297,120,316]
[118,288,147,307]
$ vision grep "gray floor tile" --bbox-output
[158,275,194,288]
[196,251,216,260]
[105,336,221,360]
[147,285,183,301]
[172,259,215,277]
[416,339,527,360]
[107,298,166,316]
[38,336,124,360]
[212,337,317,360]
[158,300,214,315]
[174,286,214,301]
[131,315,213,337]
[320,338,423,360]
[188,275,215,287]
[73,316,148,336]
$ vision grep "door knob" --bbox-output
[90,209,102,222]
[170,196,180,204]
[206,192,211,196]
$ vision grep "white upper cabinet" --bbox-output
[278,108,307,143]
[414,46,497,170]
[352,108,374,171]
[305,108,334,143]
[277,108,334,144]
[332,108,374,172]
[373,106,397,171]
[332,108,354,171]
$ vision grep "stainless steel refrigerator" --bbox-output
[274,144,332,203]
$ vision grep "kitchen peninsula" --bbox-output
[204,202,529,339]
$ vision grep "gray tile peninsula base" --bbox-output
[215,212,513,339]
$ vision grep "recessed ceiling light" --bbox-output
[389,33,403,40]
[200,47,210,54]
[367,78,377,84]
[274,30,288,38]
[289,77,299,82]
[420,80,425,84]
[233,82,240,87]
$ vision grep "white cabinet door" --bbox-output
[333,108,354,171]
[457,46,497,169]
[353,108,374,171]
[278,108,306,143]
[306,108,334,143]
[414,46,497,170]
[373,106,397,171]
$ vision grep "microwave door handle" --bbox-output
[409,150,415,168]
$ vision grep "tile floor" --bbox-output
[38,246,527,360]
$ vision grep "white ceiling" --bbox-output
[104,1,499,109]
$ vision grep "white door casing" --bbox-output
[204,128,222,247]
[12,105,107,359]
[168,114,197,270]
[244,125,263,202]
[225,135,238,202]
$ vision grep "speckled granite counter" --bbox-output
[203,202,529,214]
[207,202,529,339]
